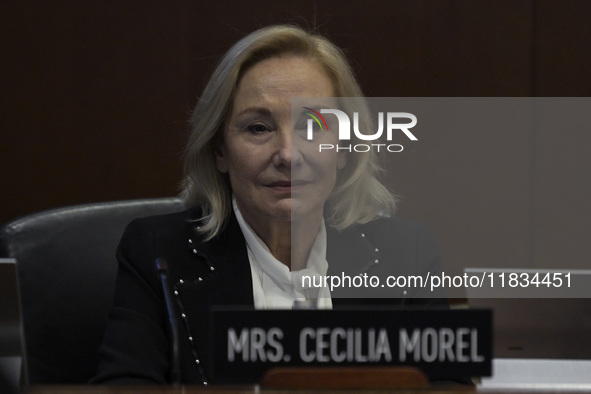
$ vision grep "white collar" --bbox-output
[233,198,331,309]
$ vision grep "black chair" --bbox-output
[0,198,184,385]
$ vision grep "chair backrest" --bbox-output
[0,198,184,385]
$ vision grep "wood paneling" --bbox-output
[1,1,590,276]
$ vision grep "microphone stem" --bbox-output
[156,258,181,385]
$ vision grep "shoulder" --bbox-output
[348,215,437,246]
[327,215,441,270]
[121,206,202,242]
[114,206,213,289]
[125,205,201,230]
[117,206,204,264]
[346,216,442,270]
[361,215,423,233]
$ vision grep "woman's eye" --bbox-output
[246,124,271,133]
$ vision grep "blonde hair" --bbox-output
[182,25,397,239]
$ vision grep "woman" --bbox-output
[92,25,445,385]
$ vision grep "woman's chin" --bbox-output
[258,198,324,223]
[290,199,324,222]
[264,199,291,222]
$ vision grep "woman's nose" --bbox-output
[273,128,302,167]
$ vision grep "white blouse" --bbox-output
[233,199,332,310]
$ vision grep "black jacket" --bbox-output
[92,207,446,384]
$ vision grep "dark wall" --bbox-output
[2,1,590,274]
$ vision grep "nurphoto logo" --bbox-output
[303,107,418,153]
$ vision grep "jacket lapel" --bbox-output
[189,211,254,308]
[326,224,404,307]
[326,225,381,277]
[185,213,394,308]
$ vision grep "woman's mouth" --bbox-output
[265,181,291,193]
[265,180,310,194]
[267,181,291,188]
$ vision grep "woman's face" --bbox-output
[216,56,344,229]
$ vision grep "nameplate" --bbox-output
[209,308,492,384]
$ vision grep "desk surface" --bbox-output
[21,359,591,394]
[480,358,591,390]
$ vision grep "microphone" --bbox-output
[155,258,181,385]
